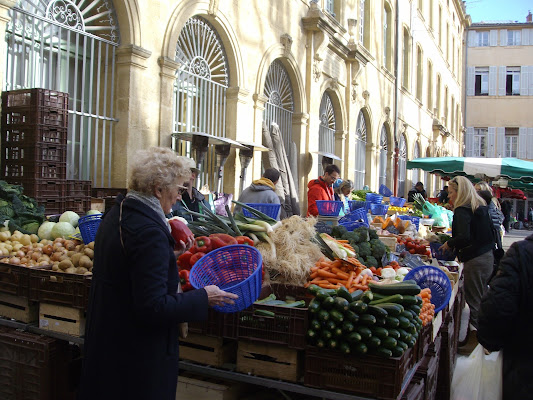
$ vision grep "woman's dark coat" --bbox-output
[79,195,208,400]
[477,234,533,400]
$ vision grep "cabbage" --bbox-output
[59,211,80,227]
[86,210,102,216]
[22,221,40,235]
[38,221,56,240]
[51,222,76,239]
[0,199,15,218]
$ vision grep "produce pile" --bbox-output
[306,280,429,358]
[0,180,45,234]
[330,225,387,268]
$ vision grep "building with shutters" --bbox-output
[0,0,468,212]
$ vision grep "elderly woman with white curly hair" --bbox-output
[79,147,237,400]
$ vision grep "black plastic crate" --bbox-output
[2,106,68,128]
[0,327,71,400]
[2,143,67,164]
[415,322,433,362]
[38,198,65,215]
[92,187,127,198]
[304,346,414,400]
[29,266,91,310]
[6,178,67,199]
[415,335,441,400]
[2,88,69,110]
[66,180,92,198]
[2,161,66,180]
[0,261,32,297]
[188,308,237,338]
[3,124,67,145]
[233,284,310,349]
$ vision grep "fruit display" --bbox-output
[397,236,430,257]
[388,206,410,213]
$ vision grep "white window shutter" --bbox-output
[524,29,531,45]
[467,66,475,96]
[490,30,498,46]
[487,127,496,157]
[521,66,529,96]
[498,66,506,96]
[530,29,533,46]
[526,127,533,159]
[500,29,507,46]
[468,30,476,47]
[529,65,533,96]
[489,66,498,96]
[496,127,505,157]
[519,127,528,159]
[465,127,474,157]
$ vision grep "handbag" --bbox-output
[119,200,188,339]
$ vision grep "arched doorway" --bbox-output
[354,110,367,190]
[5,0,121,185]
[172,16,230,189]
[397,134,407,197]
[318,91,336,175]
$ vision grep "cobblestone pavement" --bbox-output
[502,227,531,251]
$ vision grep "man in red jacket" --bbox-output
[307,164,341,216]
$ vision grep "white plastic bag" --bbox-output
[451,344,502,400]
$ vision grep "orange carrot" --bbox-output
[310,271,318,279]
[317,269,337,279]
[332,267,350,279]
[337,240,350,243]
[361,274,369,286]
[317,283,340,289]
[346,271,355,288]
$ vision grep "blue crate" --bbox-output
[340,221,369,231]
[366,193,383,204]
[379,184,393,197]
[370,203,389,215]
[390,196,407,207]
[316,200,343,216]
[242,203,281,220]
[398,215,421,231]
[339,207,368,226]
[404,266,452,313]
[190,245,263,313]
[78,214,102,244]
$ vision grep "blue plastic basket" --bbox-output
[316,200,343,216]
[339,207,368,225]
[340,221,369,231]
[348,200,366,212]
[366,193,383,204]
[398,215,421,231]
[370,203,389,215]
[242,203,281,220]
[189,245,263,313]
[379,184,393,197]
[390,196,407,207]
[429,242,456,261]
[404,266,452,313]
[78,214,102,244]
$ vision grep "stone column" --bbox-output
[292,112,309,214]
[157,57,180,148]
[0,1,16,91]
[112,44,152,187]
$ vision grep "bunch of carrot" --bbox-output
[418,288,435,326]
[305,256,371,292]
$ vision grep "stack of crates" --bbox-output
[1,88,69,214]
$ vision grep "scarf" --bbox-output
[252,177,275,190]
[126,190,170,232]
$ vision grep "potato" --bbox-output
[71,253,82,267]
[64,240,76,251]
[20,235,31,246]
[65,267,77,274]
[84,271,93,276]
[0,231,10,241]
[83,248,94,259]
[76,267,88,275]
[79,255,93,270]
[58,259,73,271]
[51,265,59,272]
[30,234,39,243]
[87,242,95,250]
[67,251,75,258]
[50,274,58,281]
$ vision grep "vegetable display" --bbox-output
[0,180,45,235]
[330,225,387,268]
[306,281,424,358]
[306,257,371,291]
[169,217,194,247]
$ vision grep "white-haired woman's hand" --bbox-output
[204,285,238,308]
[174,236,194,258]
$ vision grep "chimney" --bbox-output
[527,10,532,22]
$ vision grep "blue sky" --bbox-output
[465,0,532,23]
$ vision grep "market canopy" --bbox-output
[406,157,533,184]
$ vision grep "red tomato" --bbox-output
[409,249,416,254]
[369,267,377,274]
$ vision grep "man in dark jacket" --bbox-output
[235,168,281,218]
[307,164,340,216]
[477,234,533,400]
[407,182,427,203]
[169,167,211,222]
[437,185,449,203]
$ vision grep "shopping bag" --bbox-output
[451,344,502,400]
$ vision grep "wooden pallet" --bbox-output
[179,333,236,367]
[38,302,85,336]
[0,292,38,323]
[236,340,302,383]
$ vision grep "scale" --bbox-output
[172,132,246,194]
[237,141,270,195]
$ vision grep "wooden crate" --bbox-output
[39,303,85,337]
[236,340,302,383]
[176,374,248,400]
[0,292,38,322]
[179,333,236,367]
[379,235,398,252]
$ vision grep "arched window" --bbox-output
[427,60,433,111]
[398,134,407,197]
[436,73,441,117]
[402,28,411,89]
[263,59,294,163]
[383,3,392,70]
[5,0,120,185]
[318,92,336,174]
[416,45,423,101]
[412,141,421,189]
[360,0,370,49]
[354,111,367,190]
[379,125,388,188]
[173,16,230,187]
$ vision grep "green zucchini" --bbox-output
[370,326,389,339]
[316,290,333,302]
[350,289,364,301]
[396,340,408,351]
[308,299,321,314]
[408,309,420,320]
[333,297,350,313]
[352,342,368,355]
[372,347,393,358]
[397,328,412,343]
[310,319,322,331]
[397,295,419,306]
[367,305,388,318]
[349,300,368,314]
[347,331,362,344]
[407,323,418,335]
[333,327,344,338]
[385,316,400,328]
[400,310,414,320]
[360,313,377,326]
[325,320,337,332]
[407,337,416,348]
[368,282,421,296]
[316,338,326,348]
[342,321,355,334]
[375,317,387,327]
[345,310,360,324]
[306,329,318,341]
[409,304,422,314]
[327,338,338,350]
[339,341,351,354]
[336,286,352,302]
[321,329,333,340]
[367,336,382,349]
[380,336,398,350]
[387,329,401,340]
[278,300,306,308]
[321,296,335,310]
[377,303,405,317]
[391,346,405,357]
[255,294,276,304]
[254,309,275,317]
[356,326,373,340]
[361,291,374,304]
[317,310,330,322]
[329,310,344,324]
[398,316,411,329]
[307,284,322,296]
[369,292,389,300]
[369,294,404,306]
